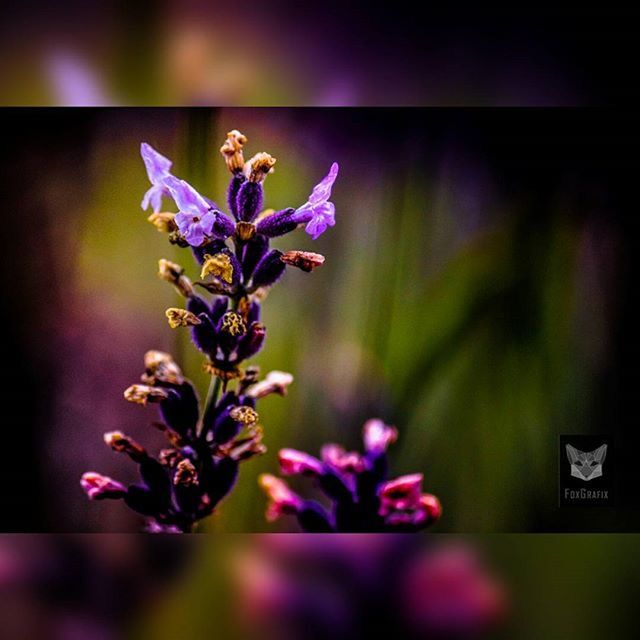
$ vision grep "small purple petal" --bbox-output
[174,211,192,229]
[183,222,206,246]
[308,162,339,204]
[293,163,339,240]
[141,185,166,213]
[165,175,210,217]
[141,142,173,183]
[199,210,216,236]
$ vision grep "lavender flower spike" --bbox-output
[83,129,334,532]
[140,142,173,213]
[291,162,339,239]
[165,175,218,246]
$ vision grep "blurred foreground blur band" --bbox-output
[0,5,638,105]
[3,534,640,639]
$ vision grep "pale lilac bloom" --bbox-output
[164,175,217,246]
[140,142,173,213]
[48,51,113,106]
[292,162,339,239]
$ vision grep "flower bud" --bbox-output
[220,129,247,173]
[252,250,286,288]
[186,297,218,356]
[255,208,298,238]
[245,370,294,399]
[241,235,269,281]
[158,258,194,297]
[147,211,176,233]
[103,431,147,462]
[124,384,171,405]
[236,180,264,222]
[222,426,267,461]
[142,350,184,385]
[235,322,266,361]
[245,152,276,183]
[212,405,243,445]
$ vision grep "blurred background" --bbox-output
[0,4,638,106]
[2,533,640,639]
[0,107,636,533]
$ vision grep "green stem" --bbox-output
[200,375,222,439]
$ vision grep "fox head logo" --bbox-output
[565,444,607,481]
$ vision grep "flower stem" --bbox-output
[200,375,222,438]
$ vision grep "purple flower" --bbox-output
[291,162,339,239]
[279,448,325,476]
[261,418,442,532]
[80,472,127,500]
[165,175,218,246]
[363,419,398,457]
[259,474,304,522]
[140,143,173,213]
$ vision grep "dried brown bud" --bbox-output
[174,459,199,487]
[220,426,266,461]
[220,129,248,172]
[165,307,202,329]
[158,258,194,297]
[281,250,325,272]
[168,231,190,248]
[195,279,235,295]
[124,384,170,405]
[239,366,261,393]
[103,431,147,461]
[245,152,276,183]
[230,405,259,426]
[235,221,257,241]
[142,350,184,385]
[147,212,176,233]
[245,370,294,399]
[159,448,182,468]
[201,253,234,283]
